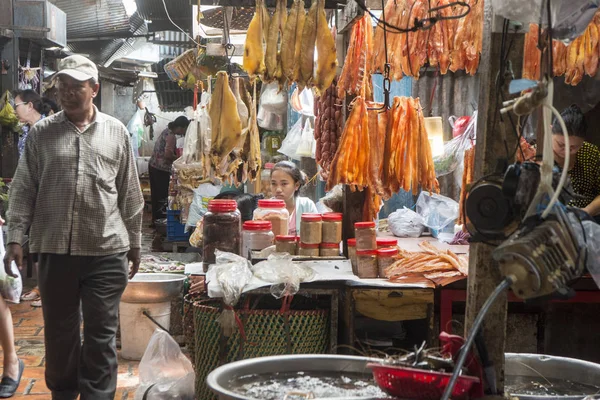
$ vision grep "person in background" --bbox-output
[14,92,60,307]
[4,54,143,400]
[0,215,24,398]
[148,116,190,226]
[552,104,600,222]
[270,161,318,235]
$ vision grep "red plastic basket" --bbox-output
[368,363,480,400]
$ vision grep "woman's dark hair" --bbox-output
[553,104,587,138]
[168,116,190,131]
[214,191,263,222]
[42,97,60,114]
[271,161,308,197]
[12,89,53,115]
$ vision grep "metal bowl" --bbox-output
[121,273,186,303]
[505,353,600,400]
[206,354,390,400]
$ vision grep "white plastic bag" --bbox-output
[251,253,315,298]
[134,330,194,400]
[181,110,200,163]
[127,109,145,159]
[296,119,316,158]
[258,83,287,131]
[434,111,477,181]
[582,220,600,290]
[388,207,426,238]
[0,231,22,304]
[278,119,303,161]
[415,192,459,231]
[185,183,222,230]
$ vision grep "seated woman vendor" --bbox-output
[553,105,600,221]
[271,161,318,235]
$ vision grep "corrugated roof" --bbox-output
[151,58,194,111]
[48,0,132,39]
[135,0,192,33]
[152,31,194,58]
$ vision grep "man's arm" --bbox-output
[583,195,600,217]
[117,132,144,244]
[164,132,177,163]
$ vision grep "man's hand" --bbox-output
[127,248,141,279]
[4,244,23,278]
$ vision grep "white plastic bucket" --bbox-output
[119,301,171,360]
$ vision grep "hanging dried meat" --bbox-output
[265,0,287,83]
[298,0,319,90]
[381,97,439,198]
[450,0,483,75]
[458,146,475,226]
[238,82,262,183]
[281,0,306,83]
[523,13,600,86]
[428,0,455,74]
[314,78,342,178]
[338,13,374,99]
[313,4,338,96]
[243,0,270,79]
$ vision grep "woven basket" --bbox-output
[193,297,330,400]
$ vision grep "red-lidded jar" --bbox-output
[203,200,241,271]
[298,242,320,257]
[356,249,378,278]
[377,238,398,249]
[322,213,342,244]
[275,235,298,255]
[348,238,357,275]
[242,220,274,259]
[300,213,323,244]
[320,242,340,257]
[355,221,377,251]
[253,199,289,237]
[377,248,399,278]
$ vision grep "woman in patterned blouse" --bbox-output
[552,104,600,220]
[12,90,57,157]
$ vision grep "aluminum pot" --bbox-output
[206,354,390,400]
[121,273,186,303]
[505,353,600,400]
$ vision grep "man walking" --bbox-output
[4,55,144,400]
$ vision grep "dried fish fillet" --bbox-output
[313,2,337,96]
[281,0,305,82]
[243,0,269,78]
[298,0,319,90]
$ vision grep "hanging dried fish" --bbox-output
[243,0,270,79]
[313,2,338,96]
[298,0,319,90]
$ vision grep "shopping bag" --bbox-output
[0,231,22,304]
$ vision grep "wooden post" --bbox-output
[465,2,525,393]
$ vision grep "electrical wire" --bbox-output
[541,104,569,219]
[440,276,516,400]
[161,0,202,47]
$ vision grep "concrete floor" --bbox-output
[1,301,141,399]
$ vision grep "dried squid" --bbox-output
[243,0,269,78]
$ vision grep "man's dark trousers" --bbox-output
[37,252,128,400]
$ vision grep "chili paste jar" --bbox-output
[202,199,241,272]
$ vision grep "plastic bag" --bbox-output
[208,250,253,307]
[296,119,316,158]
[278,118,303,161]
[251,253,315,298]
[0,230,22,304]
[388,207,426,238]
[189,219,203,247]
[581,220,600,289]
[181,110,199,163]
[415,192,459,231]
[127,109,145,158]
[134,330,194,400]
[258,83,287,130]
[434,111,477,178]
[185,183,222,230]
[0,91,18,129]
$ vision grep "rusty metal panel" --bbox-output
[48,0,131,39]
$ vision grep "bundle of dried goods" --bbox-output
[337,13,374,98]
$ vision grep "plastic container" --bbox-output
[242,220,274,259]
[298,242,320,257]
[253,199,289,238]
[320,242,340,257]
[300,214,323,244]
[348,238,357,275]
[275,235,298,255]
[377,238,398,249]
[322,213,342,244]
[377,248,399,278]
[260,163,275,199]
[166,209,190,242]
[119,301,171,360]
[202,199,241,272]
[355,222,377,251]
[356,250,378,278]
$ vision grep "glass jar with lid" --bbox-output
[242,221,274,259]
[253,199,289,238]
[348,238,357,275]
[322,213,342,244]
[356,250,378,278]
[320,242,340,257]
[355,222,377,251]
[300,214,323,244]
[377,238,398,249]
[298,242,320,257]
[260,163,275,199]
[275,235,298,255]
[202,199,241,272]
[377,248,399,278]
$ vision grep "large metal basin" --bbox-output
[121,273,186,303]
[206,354,390,400]
[505,353,600,399]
